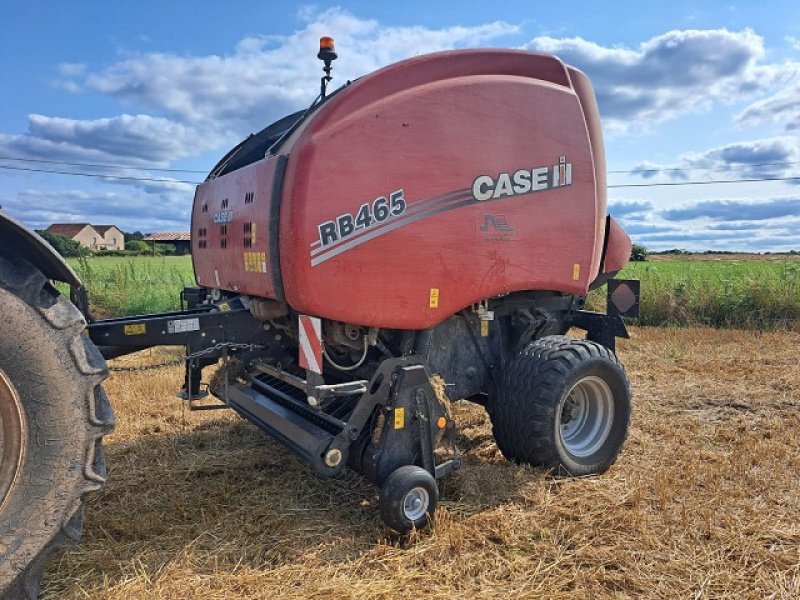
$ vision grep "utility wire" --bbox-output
[1,152,800,178]
[0,165,200,184]
[607,176,800,188]
[607,160,800,175]
[0,154,207,174]
[1,163,800,188]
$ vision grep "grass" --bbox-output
[68,255,800,330]
[40,327,800,598]
[589,258,800,329]
[66,255,194,317]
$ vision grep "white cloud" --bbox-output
[70,8,516,135]
[524,28,794,133]
[630,136,800,181]
[736,80,800,131]
[1,188,192,232]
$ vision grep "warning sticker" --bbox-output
[123,323,146,336]
[573,263,581,281]
[429,288,439,308]
[394,407,405,429]
[167,318,200,334]
[480,320,489,337]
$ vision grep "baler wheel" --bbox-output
[489,336,631,476]
[0,257,114,598]
[378,465,439,532]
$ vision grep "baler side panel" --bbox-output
[567,66,608,282]
[192,156,283,299]
[281,70,600,329]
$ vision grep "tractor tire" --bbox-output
[489,335,631,476]
[379,465,438,533]
[0,256,114,599]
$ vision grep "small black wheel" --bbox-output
[489,335,631,476]
[378,466,439,532]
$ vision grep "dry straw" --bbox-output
[41,327,799,599]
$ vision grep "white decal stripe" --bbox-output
[298,316,322,373]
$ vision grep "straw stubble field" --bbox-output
[42,327,799,599]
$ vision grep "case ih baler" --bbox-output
[0,41,638,596]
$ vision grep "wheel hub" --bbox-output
[0,369,25,510]
[403,486,430,521]
[559,375,614,458]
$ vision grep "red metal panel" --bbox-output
[603,217,632,274]
[189,50,622,331]
[192,156,281,297]
[280,54,601,329]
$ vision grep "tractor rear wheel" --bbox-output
[489,336,631,476]
[0,257,114,599]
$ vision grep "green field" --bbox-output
[67,255,800,329]
[66,255,195,317]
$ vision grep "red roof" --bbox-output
[46,223,93,238]
[94,225,120,235]
[143,232,191,241]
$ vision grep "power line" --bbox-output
[0,165,200,184]
[607,176,800,188]
[2,162,799,188]
[1,152,800,178]
[607,160,800,175]
[0,155,207,174]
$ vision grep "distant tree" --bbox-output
[630,243,648,262]
[124,230,146,242]
[35,230,85,257]
[155,243,176,255]
[126,240,150,254]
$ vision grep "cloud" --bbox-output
[0,113,222,177]
[661,197,800,221]
[736,80,800,131]
[524,28,793,132]
[608,200,653,218]
[1,188,192,232]
[67,8,516,135]
[629,136,800,181]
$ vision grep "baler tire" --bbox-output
[489,335,631,476]
[0,257,114,599]
[378,465,438,533]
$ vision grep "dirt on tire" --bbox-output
[0,257,114,599]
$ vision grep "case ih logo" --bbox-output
[471,156,572,202]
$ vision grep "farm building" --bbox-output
[46,223,124,250]
[143,231,191,254]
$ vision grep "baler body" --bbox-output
[192,49,628,329]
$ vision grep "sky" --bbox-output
[1,1,798,251]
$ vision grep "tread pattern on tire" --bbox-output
[0,256,114,599]
[489,335,631,474]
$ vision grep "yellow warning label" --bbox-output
[251,222,257,245]
[573,263,581,281]
[480,320,489,337]
[123,323,146,336]
[244,251,268,273]
[429,288,440,308]
[394,407,405,429]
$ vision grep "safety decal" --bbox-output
[298,315,323,374]
[244,251,267,273]
[123,323,146,336]
[167,318,200,334]
[394,407,405,430]
[573,263,581,281]
[429,288,440,309]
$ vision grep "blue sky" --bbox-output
[1,1,798,251]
